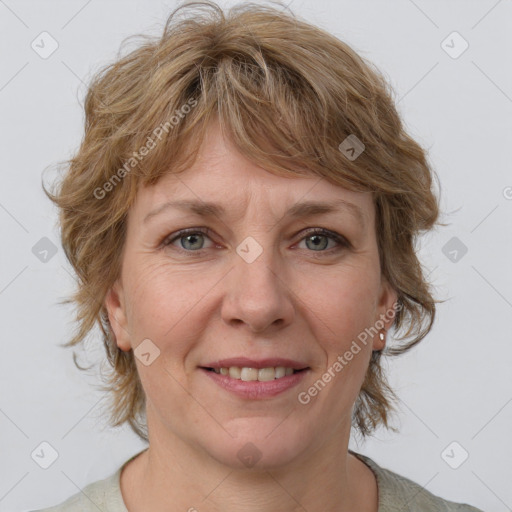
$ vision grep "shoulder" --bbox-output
[350,451,485,512]
[29,467,126,512]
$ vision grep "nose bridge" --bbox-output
[234,230,282,297]
[229,195,281,281]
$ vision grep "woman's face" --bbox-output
[106,122,397,469]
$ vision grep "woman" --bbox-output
[35,1,484,510]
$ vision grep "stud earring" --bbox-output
[379,331,385,341]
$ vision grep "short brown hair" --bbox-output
[44,0,441,441]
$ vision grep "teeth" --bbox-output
[275,366,286,379]
[212,366,301,381]
[258,367,276,381]
[228,367,241,379]
[240,368,258,381]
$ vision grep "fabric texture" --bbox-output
[31,449,484,511]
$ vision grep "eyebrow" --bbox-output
[143,198,366,229]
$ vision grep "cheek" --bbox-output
[300,263,380,374]
[124,260,215,362]
[124,262,185,340]
[308,262,380,329]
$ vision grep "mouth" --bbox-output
[201,366,308,382]
[199,358,310,399]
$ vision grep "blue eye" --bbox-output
[298,228,348,252]
[162,227,349,255]
[164,228,214,252]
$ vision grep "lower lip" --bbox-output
[200,368,309,399]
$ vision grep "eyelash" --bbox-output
[161,227,350,256]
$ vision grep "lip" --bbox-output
[202,357,309,370]
[200,367,309,400]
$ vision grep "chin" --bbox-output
[202,418,311,470]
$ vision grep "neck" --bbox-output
[120,412,378,512]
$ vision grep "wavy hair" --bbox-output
[44,0,441,441]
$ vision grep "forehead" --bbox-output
[132,122,374,226]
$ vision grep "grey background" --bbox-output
[1,0,511,510]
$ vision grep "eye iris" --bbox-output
[306,234,328,251]
[173,230,338,252]
[182,233,204,250]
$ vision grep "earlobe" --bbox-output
[104,280,131,352]
[373,278,399,351]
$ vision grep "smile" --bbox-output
[206,366,303,381]
[200,366,309,400]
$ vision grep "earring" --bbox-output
[379,331,385,341]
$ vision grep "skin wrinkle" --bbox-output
[40,4,445,508]
[44,0,440,453]
[105,121,397,512]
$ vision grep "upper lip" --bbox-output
[202,357,309,370]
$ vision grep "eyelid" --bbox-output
[161,227,216,250]
[298,227,351,248]
[162,226,350,253]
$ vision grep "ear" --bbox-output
[104,279,131,352]
[372,276,398,351]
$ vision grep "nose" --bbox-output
[220,244,295,334]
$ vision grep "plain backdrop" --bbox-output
[1,0,511,511]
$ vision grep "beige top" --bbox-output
[32,449,484,511]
